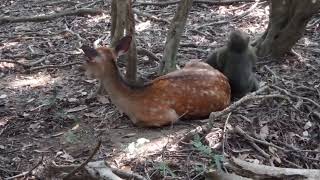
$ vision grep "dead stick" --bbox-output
[29,61,82,72]
[179,86,291,143]
[135,0,256,6]
[111,167,147,180]
[5,155,44,180]
[0,8,103,25]
[63,140,102,180]
[133,9,170,24]
[271,85,320,109]
[234,126,271,159]
[234,126,286,151]
[137,47,161,62]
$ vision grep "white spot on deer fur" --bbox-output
[149,108,159,112]
[312,0,316,3]
[209,90,216,96]
[171,83,178,88]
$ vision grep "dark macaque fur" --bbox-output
[206,30,259,99]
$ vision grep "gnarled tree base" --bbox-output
[254,0,320,58]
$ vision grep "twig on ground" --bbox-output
[271,85,320,109]
[0,8,103,24]
[227,157,320,179]
[0,59,29,68]
[134,0,256,7]
[137,47,161,62]
[111,167,147,180]
[133,9,170,24]
[233,126,271,159]
[65,25,85,41]
[222,113,232,157]
[197,0,266,30]
[63,140,102,180]
[233,126,285,151]
[232,0,263,21]
[179,86,292,143]
[40,0,78,6]
[5,155,44,180]
[28,61,82,72]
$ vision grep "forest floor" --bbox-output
[0,0,320,179]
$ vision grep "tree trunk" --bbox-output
[159,0,194,75]
[125,0,137,83]
[110,0,137,83]
[254,0,320,58]
[111,0,126,46]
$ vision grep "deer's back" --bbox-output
[134,68,230,120]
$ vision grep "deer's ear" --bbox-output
[115,35,132,57]
[81,45,98,60]
[81,45,103,63]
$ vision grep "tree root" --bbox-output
[226,157,320,179]
[0,8,103,25]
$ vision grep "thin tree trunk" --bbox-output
[159,0,194,75]
[111,0,126,46]
[110,0,137,83]
[125,0,137,83]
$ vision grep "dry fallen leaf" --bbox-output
[259,125,269,140]
[97,95,110,104]
[84,112,99,118]
[66,105,87,113]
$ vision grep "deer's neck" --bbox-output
[100,61,139,108]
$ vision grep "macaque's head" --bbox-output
[81,36,132,78]
[227,30,250,52]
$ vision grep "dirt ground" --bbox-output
[0,0,320,179]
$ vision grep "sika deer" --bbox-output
[81,36,231,127]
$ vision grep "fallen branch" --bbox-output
[28,61,82,72]
[5,155,44,180]
[133,8,170,24]
[0,8,103,25]
[137,47,161,62]
[227,157,320,180]
[233,125,285,151]
[111,167,147,180]
[40,0,78,6]
[196,0,266,30]
[179,86,292,143]
[134,0,255,7]
[271,85,320,109]
[63,140,102,180]
[0,59,30,68]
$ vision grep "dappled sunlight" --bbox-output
[112,136,175,162]
[136,20,152,32]
[0,41,20,50]
[8,74,59,88]
[86,13,110,26]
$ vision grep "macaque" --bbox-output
[206,30,259,99]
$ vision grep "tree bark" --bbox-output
[159,0,194,75]
[254,0,320,58]
[110,0,137,83]
[111,0,126,46]
[125,0,138,83]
